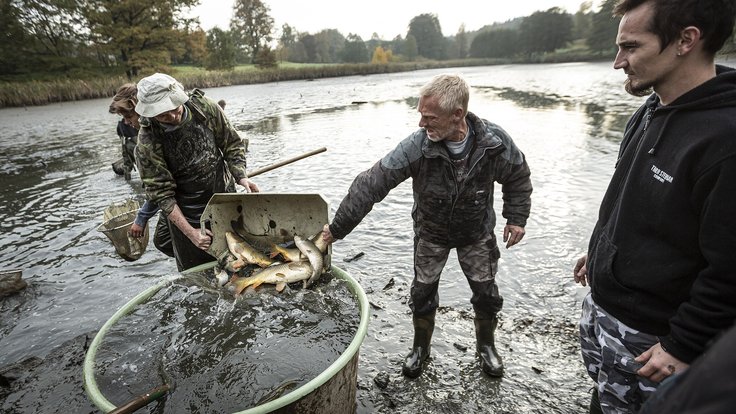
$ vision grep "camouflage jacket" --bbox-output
[330,112,532,248]
[135,89,247,222]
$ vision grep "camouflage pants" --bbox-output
[409,234,502,317]
[579,293,658,414]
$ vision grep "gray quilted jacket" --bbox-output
[330,112,532,247]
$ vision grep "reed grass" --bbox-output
[0,60,502,109]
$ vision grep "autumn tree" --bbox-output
[408,14,445,60]
[83,0,198,78]
[383,35,403,61]
[174,27,207,66]
[371,46,389,64]
[230,0,274,63]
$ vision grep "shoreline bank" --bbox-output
[0,55,614,109]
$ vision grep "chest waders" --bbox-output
[157,106,230,271]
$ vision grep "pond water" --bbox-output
[0,61,662,413]
[94,271,359,413]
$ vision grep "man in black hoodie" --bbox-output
[573,1,736,413]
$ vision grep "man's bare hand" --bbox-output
[503,224,525,248]
[636,343,689,383]
[574,255,588,286]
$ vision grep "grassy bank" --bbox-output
[1,59,519,109]
[0,48,626,109]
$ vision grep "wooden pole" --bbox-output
[246,147,327,178]
[107,384,170,414]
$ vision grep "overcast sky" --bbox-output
[191,0,600,40]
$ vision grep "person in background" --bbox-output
[573,1,736,412]
[322,74,532,378]
[217,98,249,152]
[109,83,139,180]
[134,73,258,271]
[108,83,167,254]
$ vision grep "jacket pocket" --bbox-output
[588,231,617,285]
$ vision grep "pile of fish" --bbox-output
[214,230,329,296]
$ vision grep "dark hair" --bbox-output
[614,0,736,55]
[108,83,137,115]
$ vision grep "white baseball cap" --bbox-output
[135,73,189,117]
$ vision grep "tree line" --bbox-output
[3,0,733,81]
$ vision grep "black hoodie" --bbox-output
[587,66,736,363]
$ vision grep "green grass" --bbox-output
[0,60,498,108]
[0,54,615,109]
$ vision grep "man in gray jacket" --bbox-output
[323,74,532,378]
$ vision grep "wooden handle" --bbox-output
[246,147,327,178]
[107,384,170,414]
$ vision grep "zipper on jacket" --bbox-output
[642,107,653,132]
[447,144,499,235]
[607,106,656,230]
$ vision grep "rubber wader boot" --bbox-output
[402,311,436,378]
[590,388,604,414]
[475,315,504,377]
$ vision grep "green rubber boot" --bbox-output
[475,313,504,377]
[402,311,435,378]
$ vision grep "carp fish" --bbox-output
[294,235,323,287]
[225,231,274,268]
[269,231,328,262]
[225,261,314,295]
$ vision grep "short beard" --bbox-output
[624,78,653,97]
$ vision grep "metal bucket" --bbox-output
[200,193,331,270]
[83,264,369,413]
[96,199,149,261]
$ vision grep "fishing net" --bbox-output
[97,199,149,261]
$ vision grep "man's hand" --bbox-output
[574,254,588,286]
[322,224,335,244]
[186,227,213,251]
[130,222,145,238]
[636,343,689,383]
[238,177,260,193]
[503,224,525,248]
[168,205,212,251]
